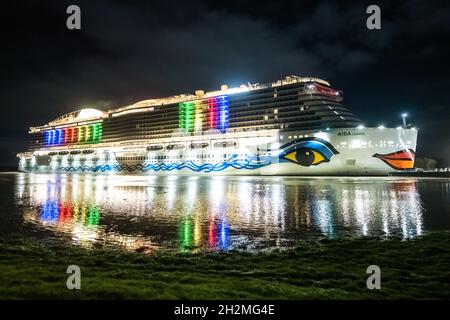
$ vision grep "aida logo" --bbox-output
[337,131,366,136]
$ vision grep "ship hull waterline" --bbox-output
[18,127,418,176]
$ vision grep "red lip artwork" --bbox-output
[373,149,415,170]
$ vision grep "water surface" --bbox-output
[1,173,450,253]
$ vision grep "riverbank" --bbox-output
[0,233,449,299]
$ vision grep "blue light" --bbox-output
[54,130,59,145]
[58,129,63,144]
[40,200,59,224]
[218,219,230,250]
[218,95,229,133]
[49,130,55,145]
[45,131,51,145]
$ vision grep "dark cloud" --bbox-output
[1,0,449,166]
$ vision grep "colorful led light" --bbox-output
[53,129,59,145]
[98,124,103,141]
[64,128,70,144]
[58,129,64,145]
[179,217,193,251]
[179,102,195,133]
[42,123,102,146]
[43,202,100,226]
[92,124,98,142]
[194,100,204,132]
[208,219,217,248]
[87,206,100,226]
[45,131,51,145]
[178,96,228,134]
[40,200,59,224]
[78,126,85,143]
[92,123,102,143]
[208,98,218,129]
[51,130,55,145]
[85,125,92,142]
[217,95,229,133]
[72,127,78,143]
[58,204,73,223]
[207,96,229,133]
[218,219,230,250]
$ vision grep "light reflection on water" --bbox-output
[5,173,450,253]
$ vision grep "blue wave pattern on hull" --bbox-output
[55,157,272,173]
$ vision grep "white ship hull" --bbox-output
[18,127,418,176]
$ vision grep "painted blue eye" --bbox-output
[279,137,339,167]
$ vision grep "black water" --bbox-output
[1,172,450,252]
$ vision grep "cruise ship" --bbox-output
[17,75,418,175]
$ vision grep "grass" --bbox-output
[0,232,449,299]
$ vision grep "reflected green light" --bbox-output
[87,205,100,226]
[179,216,193,251]
[17,174,429,252]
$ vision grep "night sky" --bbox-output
[1,0,450,167]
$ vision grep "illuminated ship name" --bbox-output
[337,131,366,136]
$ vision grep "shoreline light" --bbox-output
[401,113,408,128]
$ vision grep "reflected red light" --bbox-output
[59,203,73,223]
[208,219,217,248]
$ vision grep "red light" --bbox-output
[58,203,73,223]
[208,219,217,248]
[208,98,218,129]
[64,128,70,144]
[72,127,78,143]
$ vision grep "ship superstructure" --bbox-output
[17,75,418,175]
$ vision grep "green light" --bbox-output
[92,123,102,143]
[97,124,102,141]
[179,102,195,133]
[87,205,100,226]
[92,124,97,142]
[179,217,193,251]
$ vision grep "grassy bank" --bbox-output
[1,233,449,299]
